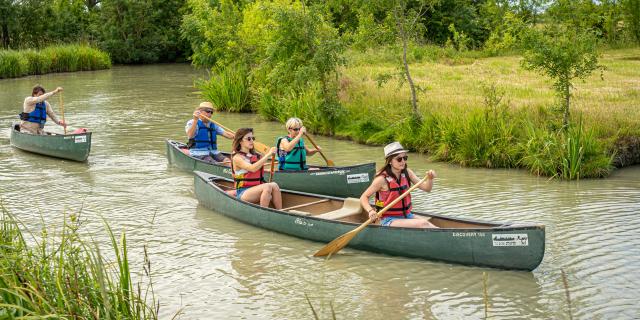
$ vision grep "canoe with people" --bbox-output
[193,141,545,271]
[166,102,375,198]
[10,85,91,162]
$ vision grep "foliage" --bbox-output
[521,26,602,129]
[0,44,110,79]
[198,65,252,112]
[0,206,160,319]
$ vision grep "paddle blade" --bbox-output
[313,229,358,257]
[326,159,335,167]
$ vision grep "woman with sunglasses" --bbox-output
[359,142,438,228]
[276,117,321,171]
[185,102,235,162]
[231,128,283,209]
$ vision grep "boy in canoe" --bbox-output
[185,102,235,163]
[359,142,439,228]
[231,128,282,209]
[276,117,321,170]
[20,85,67,135]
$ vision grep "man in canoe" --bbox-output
[185,102,235,163]
[359,142,439,228]
[276,117,321,170]
[20,85,67,135]
[231,128,282,209]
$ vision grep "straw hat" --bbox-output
[383,141,409,158]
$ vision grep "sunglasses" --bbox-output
[394,155,408,162]
[202,109,213,114]
[289,127,301,131]
[244,136,256,141]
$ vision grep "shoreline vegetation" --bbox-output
[0,206,160,319]
[0,44,111,79]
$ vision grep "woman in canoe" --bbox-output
[20,85,67,135]
[276,117,321,170]
[231,128,283,209]
[360,142,438,228]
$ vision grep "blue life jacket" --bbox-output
[26,102,47,128]
[276,136,307,170]
[190,120,218,150]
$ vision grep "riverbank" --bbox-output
[0,44,111,79]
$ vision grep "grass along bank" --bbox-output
[0,44,111,79]
[200,46,640,179]
[0,206,160,319]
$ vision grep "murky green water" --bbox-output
[1,65,639,319]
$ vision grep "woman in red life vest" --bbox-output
[359,142,438,228]
[231,128,283,209]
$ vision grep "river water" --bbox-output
[1,65,638,319]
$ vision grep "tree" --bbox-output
[521,26,601,129]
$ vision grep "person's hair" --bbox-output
[285,117,302,130]
[32,85,45,96]
[376,154,410,184]
[232,128,255,155]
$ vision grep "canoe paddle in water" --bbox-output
[59,92,67,135]
[313,175,431,258]
[198,114,270,154]
[304,133,335,167]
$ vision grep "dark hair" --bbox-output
[32,85,45,96]
[232,128,255,155]
[376,155,410,184]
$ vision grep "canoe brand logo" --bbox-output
[346,173,370,184]
[294,218,314,227]
[492,234,528,247]
[311,170,347,176]
[222,168,232,175]
[74,136,87,143]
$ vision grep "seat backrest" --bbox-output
[316,197,362,220]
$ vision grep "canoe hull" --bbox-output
[194,172,545,271]
[167,139,375,198]
[10,125,91,162]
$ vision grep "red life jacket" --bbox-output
[374,171,412,218]
[232,152,265,189]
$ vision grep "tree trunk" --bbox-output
[394,6,419,118]
[1,23,9,49]
[563,83,570,130]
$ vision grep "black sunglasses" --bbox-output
[202,109,213,113]
[394,155,408,162]
[290,127,300,131]
[244,136,256,141]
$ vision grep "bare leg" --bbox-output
[240,184,272,208]
[390,217,438,228]
[269,182,282,209]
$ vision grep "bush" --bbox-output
[0,50,28,78]
[198,65,252,112]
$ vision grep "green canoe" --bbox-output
[194,171,545,271]
[10,124,91,162]
[167,139,375,198]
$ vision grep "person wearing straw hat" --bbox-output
[185,101,235,162]
[359,142,438,228]
[20,85,67,135]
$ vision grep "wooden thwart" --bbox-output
[282,199,331,212]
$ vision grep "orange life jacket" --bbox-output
[374,171,412,218]
[232,152,265,189]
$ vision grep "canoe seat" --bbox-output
[317,197,362,220]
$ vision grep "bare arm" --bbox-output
[186,112,201,138]
[279,127,305,152]
[408,169,436,192]
[232,148,276,172]
[23,88,61,113]
[305,145,319,156]
[360,176,387,220]
[45,101,61,125]
[222,129,235,139]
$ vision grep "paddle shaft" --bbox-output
[198,113,270,154]
[303,133,334,166]
[59,92,67,134]
[313,174,431,257]
[269,154,276,182]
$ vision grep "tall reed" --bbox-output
[0,206,159,319]
[0,44,111,79]
[198,65,251,112]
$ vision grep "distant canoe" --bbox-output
[195,171,546,271]
[10,124,91,162]
[167,139,375,198]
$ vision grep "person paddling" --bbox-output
[231,128,282,209]
[20,85,66,135]
[359,142,438,228]
[185,102,234,163]
[276,117,321,171]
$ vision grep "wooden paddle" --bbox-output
[269,154,276,182]
[198,113,270,154]
[313,175,431,258]
[303,133,335,167]
[59,92,67,134]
